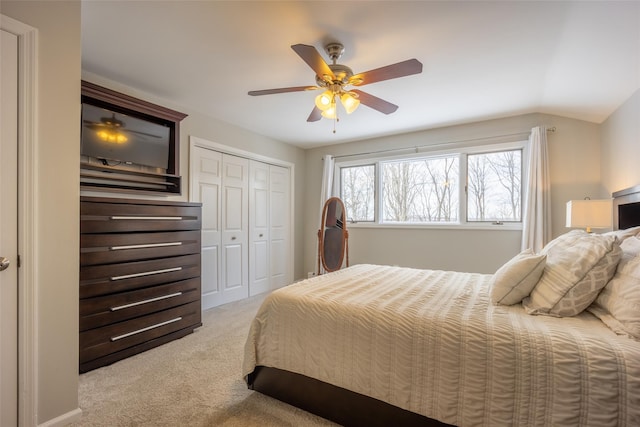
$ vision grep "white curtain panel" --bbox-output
[521,126,552,252]
[316,154,335,274]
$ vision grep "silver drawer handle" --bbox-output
[110,267,182,281]
[110,242,182,251]
[110,317,182,341]
[110,292,183,311]
[110,216,183,220]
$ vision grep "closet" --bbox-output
[190,145,291,309]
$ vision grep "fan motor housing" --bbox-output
[317,63,354,86]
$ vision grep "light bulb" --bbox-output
[340,93,360,114]
[321,104,337,119]
[315,91,333,111]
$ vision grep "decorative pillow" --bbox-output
[603,225,640,242]
[523,230,622,317]
[588,236,640,340]
[490,249,546,305]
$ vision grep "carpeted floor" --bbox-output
[72,293,338,426]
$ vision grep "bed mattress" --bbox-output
[243,264,640,426]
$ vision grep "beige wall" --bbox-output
[1,1,81,424]
[601,89,640,194]
[303,113,604,275]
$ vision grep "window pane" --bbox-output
[381,156,459,223]
[341,165,375,222]
[467,150,522,222]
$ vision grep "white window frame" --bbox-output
[334,140,527,231]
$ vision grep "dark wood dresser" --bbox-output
[79,196,202,373]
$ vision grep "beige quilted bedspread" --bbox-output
[243,264,640,426]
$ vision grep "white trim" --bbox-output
[1,14,40,427]
[189,136,296,285]
[36,408,81,427]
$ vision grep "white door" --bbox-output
[249,161,270,296]
[0,27,19,427]
[190,146,222,309]
[270,165,291,289]
[191,149,249,308]
[220,154,249,304]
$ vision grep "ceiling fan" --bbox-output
[248,42,423,123]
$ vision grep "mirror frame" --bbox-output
[317,197,349,274]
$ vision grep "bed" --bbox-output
[243,186,640,427]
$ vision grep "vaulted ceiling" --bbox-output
[81,1,640,148]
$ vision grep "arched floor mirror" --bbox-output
[317,197,349,275]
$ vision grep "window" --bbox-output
[336,142,524,227]
[341,164,375,222]
[382,156,458,223]
[467,150,522,222]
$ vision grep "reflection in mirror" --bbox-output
[317,197,349,274]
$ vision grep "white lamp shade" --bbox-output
[340,93,360,114]
[321,104,337,119]
[566,199,612,232]
[315,91,333,111]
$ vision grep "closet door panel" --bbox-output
[270,165,291,289]
[190,147,222,309]
[249,160,270,296]
[220,154,249,304]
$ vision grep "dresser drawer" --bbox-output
[81,200,201,234]
[80,253,201,298]
[80,230,201,266]
[80,277,200,332]
[80,301,201,365]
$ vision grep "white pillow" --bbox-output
[490,249,546,305]
[603,225,640,242]
[523,230,622,317]
[588,236,640,340]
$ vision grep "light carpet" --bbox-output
[72,293,338,426]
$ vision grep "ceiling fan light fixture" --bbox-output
[315,90,334,111]
[321,104,337,119]
[340,92,360,114]
[97,129,128,144]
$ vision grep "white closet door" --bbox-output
[190,139,292,308]
[249,160,270,296]
[270,165,291,289]
[190,146,222,309]
[220,154,249,304]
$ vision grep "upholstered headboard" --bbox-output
[613,184,640,230]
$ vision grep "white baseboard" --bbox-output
[38,408,82,427]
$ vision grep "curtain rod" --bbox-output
[331,126,556,160]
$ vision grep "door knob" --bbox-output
[0,257,10,272]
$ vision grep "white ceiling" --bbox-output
[81,1,640,149]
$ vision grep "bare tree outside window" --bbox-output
[467,150,522,221]
[341,165,375,222]
[382,156,458,223]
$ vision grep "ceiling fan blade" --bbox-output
[350,59,423,86]
[248,86,318,96]
[307,106,322,122]
[291,44,335,81]
[351,89,398,114]
[126,129,162,138]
